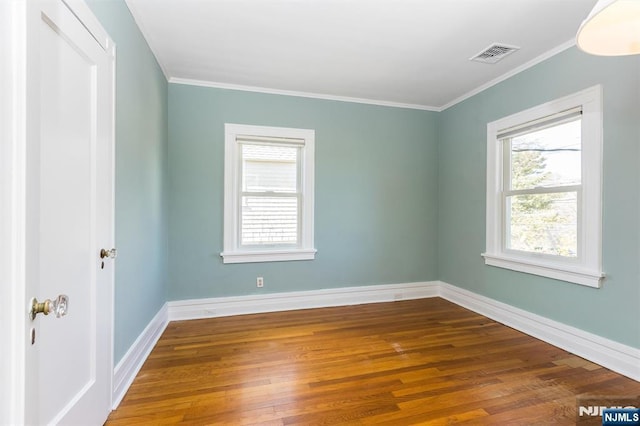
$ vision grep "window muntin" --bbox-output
[222,124,315,264]
[483,85,603,288]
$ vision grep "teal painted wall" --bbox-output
[168,85,439,300]
[438,47,640,348]
[86,0,169,363]
[79,1,640,363]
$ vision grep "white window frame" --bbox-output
[482,85,604,288]
[221,123,316,264]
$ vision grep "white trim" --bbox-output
[482,253,603,288]
[220,248,317,264]
[441,39,576,111]
[112,303,169,409]
[1,1,27,424]
[169,77,440,112]
[222,123,316,264]
[110,281,638,405]
[484,85,604,288]
[438,281,640,382]
[168,282,440,321]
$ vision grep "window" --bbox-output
[221,124,316,263]
[483,86,604,288]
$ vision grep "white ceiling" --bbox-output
[125,0,598,111]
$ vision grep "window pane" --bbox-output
[510,119,581,190]
[507,192,577,257]
[242,144,297,193]
[241,196,298,245]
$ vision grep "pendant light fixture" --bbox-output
[576,0,640,56]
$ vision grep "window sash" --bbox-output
[238,141,302,248]
[239,193,301,248]
[504,185,581,197]
[500,119,583,260]
[501,128,582,193]
[502,188,582,259]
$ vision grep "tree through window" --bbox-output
[483,86,604,288]
[505,116,581,257]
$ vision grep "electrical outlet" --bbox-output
[256,277,264,288]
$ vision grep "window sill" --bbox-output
[481,252,604,288]
[221,248,317,264]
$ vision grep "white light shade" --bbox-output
[576,0,640,56]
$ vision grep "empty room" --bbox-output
[2,0,640,424]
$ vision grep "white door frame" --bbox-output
[1,2,28,423]
[0,1,115,424]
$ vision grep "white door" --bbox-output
[22,0,115,424]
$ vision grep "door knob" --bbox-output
[29,294,69,320]
[100,248,117,259]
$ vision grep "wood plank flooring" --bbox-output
[106,298,640,425]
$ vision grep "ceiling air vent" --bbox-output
[470,43,520,64]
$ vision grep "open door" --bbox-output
[3,0,115,424]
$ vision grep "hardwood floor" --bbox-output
[106,298,640,425]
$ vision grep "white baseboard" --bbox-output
[438,281,640,382]
[112,280,639,408]
[168,281,440,321]
[112,303,169,409]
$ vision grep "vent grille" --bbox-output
[470,43,520,64]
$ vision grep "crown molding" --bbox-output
[169,77,440,111]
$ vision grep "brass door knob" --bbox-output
[29,294,69,320]
[100,248,117,259]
